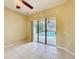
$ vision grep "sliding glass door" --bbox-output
[32,17,56,46]
[39,19,45,43]
[33,20,38,42]
[47,18,56,46]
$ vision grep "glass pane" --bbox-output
[39,19,45,43]
[33,20,38,42]
[47,18,56,46]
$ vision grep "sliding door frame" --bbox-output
[37,20,39,43]
[45,18,47,44]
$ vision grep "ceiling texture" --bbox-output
[4,0,66,16]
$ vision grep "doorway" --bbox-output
[32,17,56,46]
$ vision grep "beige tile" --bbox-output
[5,42,74,59]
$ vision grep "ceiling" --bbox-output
[4,0,66,16]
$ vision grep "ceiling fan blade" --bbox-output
[16,5,20,9]
[21,0,33,9]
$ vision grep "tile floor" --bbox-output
[5,42,75,59]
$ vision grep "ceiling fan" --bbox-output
[16,0,33,9]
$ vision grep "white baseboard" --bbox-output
[57,46,75,56]
[4,40,27,48]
